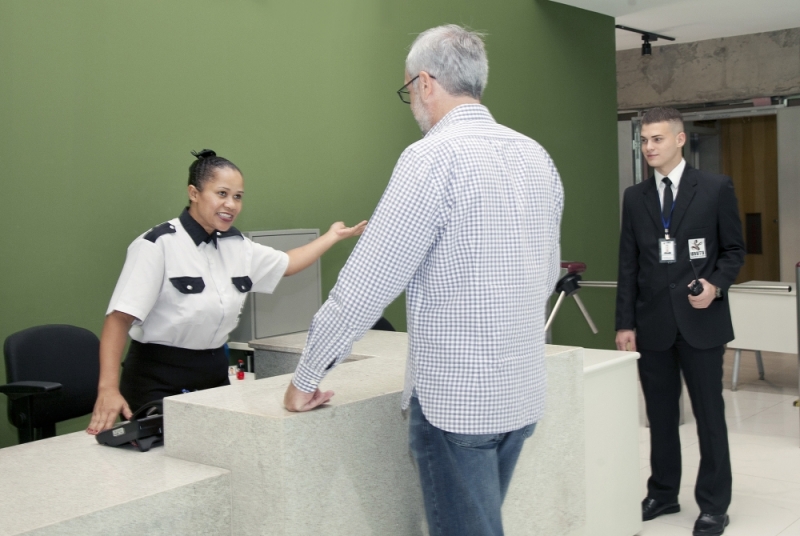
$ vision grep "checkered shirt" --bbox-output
[293,104,563,434]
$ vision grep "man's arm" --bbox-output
[706,177,745,291]
[688,177,745,309]
[615,188,640,333]
[544,158,564,296]
[286,149,443,409]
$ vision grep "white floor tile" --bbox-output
[721,496,799,536]
[635,351,800,536]
[728,402,800,439]
[779,518,800,535]
[727,431,800,449]
[729,472,800,514]
[637,488,800,536]
[637,520,691,535]
[723,390,795,423]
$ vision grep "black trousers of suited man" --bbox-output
[638,332,731,514]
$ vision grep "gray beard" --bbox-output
[411,94,433,135]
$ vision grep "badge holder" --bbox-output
[659,238,676,263]
[545,261,599,334]
[96,401,164,452]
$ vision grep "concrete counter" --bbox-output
[165,333,587,535]
[0,330,640,536]
[249,329,408,378]
[0,432,230,535]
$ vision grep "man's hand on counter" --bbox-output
[284,381,334,412]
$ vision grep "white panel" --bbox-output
[728,282,797,353]
[584,351,642,536]
[227,229,321,343]
[777,107,800,282]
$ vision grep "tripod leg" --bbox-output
[544,292,567,333]
[572,294,599,334]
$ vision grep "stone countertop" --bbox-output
[249,331,632,374]
[249,329,409,361]
[0,432,229,535]
[174,333,590,420]
[170,349,408,418]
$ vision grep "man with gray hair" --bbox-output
[284,25,563,535]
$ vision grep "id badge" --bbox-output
[659,238,676,263]
[688,238,707,259]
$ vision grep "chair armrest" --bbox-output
[0,381,62,400]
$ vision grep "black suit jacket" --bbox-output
[615,165,745,351]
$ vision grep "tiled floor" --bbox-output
[638,350,800,535]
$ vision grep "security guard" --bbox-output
[87,150,366,434]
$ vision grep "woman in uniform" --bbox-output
[86,149,366,434]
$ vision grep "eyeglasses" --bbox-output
[397,74,436,104]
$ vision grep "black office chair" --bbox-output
[370,316,395,331]
[0,325,100,443]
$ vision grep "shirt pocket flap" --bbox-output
[231,276,253,293]
[169,276,205,294]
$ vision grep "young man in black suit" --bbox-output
[615,107,745,536]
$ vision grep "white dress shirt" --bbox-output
[655,158,686,208]
[293,104,564,434]
[107,209,288,350]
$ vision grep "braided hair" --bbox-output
[188,149,242,191]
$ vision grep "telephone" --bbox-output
[95,401,164,452]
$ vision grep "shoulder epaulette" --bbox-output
[144,222,177,243]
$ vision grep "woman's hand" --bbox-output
[329,220,367,240]
[86,388,133,434]
[285,220,368,276]
[86,310,135,434]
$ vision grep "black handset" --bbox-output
[96,400,163,452]
[689,260,704,296]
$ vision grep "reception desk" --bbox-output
[0,331,640,536]
[244,331,640,536]
[168,334,587,535]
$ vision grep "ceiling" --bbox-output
[551,0,800,50]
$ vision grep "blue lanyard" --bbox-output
[660,200,676,237]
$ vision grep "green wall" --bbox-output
[0,0,619,448]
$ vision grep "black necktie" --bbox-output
[662,177,673,223]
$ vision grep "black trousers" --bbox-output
[638,332,732,515]
[120,341,230,412]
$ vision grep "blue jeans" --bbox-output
[408,396,536,536]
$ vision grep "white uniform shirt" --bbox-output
[107,209,289,350]
[293,104,563,434]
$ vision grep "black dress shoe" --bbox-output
[642,497,680,521]
[693,513,729,536]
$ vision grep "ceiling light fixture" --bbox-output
[615,25,676,56]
